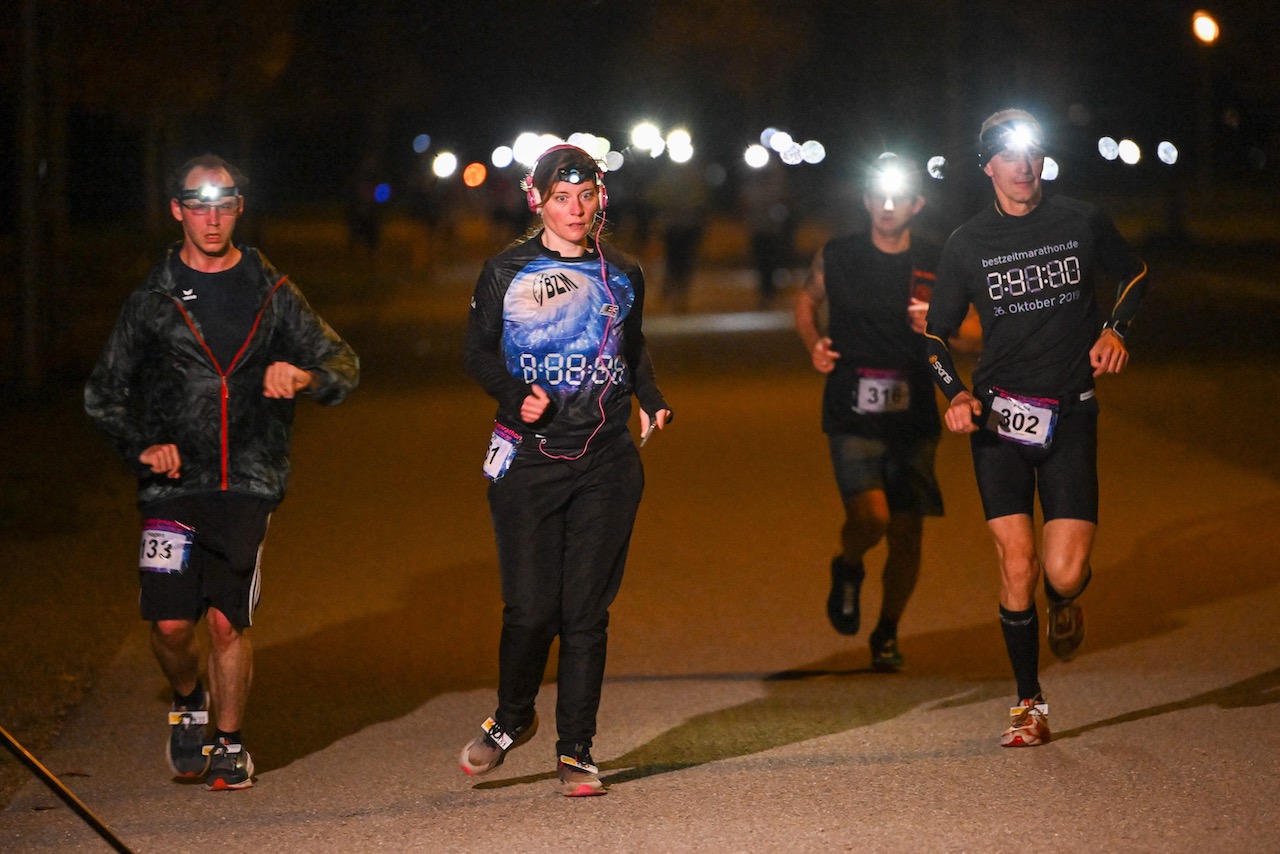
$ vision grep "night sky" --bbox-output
[3,0,1278,222]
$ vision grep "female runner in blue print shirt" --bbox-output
[459,143,672,797]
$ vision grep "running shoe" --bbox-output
[204,738,255,790]
[557,745,606,797]
[1047,599,1085,661]
[166,687,210,778]
[826,556,864,635]
[1000,698,1050,747]
[459,714,538,777]
[869,633,904,672]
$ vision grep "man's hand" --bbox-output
[263,362,315,399]
[140,444,182,478]
[1090,328,1129,377]
[811,337,840,374]
[908,298,929,334]
[521,384,551,424]
[944,390,983,434]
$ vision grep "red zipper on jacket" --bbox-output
[172,275,290,490]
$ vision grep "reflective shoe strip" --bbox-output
[169,710,210,726]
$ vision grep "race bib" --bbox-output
[483,422,522,481]
[139,519,196,574]
[854,369,910,414]
[990,389,1059,448]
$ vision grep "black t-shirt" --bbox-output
[171,255,261,371]
[821,233,942,440]
[927,195,1147,401]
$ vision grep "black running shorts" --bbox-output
[969,407,1098,522]
[137,492,275,630]
[828,432,945,516]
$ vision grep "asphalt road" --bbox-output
[2,255,1278,852]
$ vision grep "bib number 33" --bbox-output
[139,519,196,574]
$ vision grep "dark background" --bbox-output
[3,0,1277,225]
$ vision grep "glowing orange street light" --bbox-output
[1192,10,1219,45]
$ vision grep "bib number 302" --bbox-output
[991,390,1059,448]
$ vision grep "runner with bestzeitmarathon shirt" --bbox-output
[924,109,1149,748]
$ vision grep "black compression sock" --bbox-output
[174,679,204,709]
[999,604,1041,701]
[870,615,898,643]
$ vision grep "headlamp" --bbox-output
[178,183,241,202]
[866,153,919,211]
[554,167,594,185]
[978,120,1045,167]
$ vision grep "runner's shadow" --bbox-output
[248,560,505,773]
[479,497,1280,790]
[475,622,1008,791]
[1053,666,1280,742]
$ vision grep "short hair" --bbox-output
[169,154,249,200]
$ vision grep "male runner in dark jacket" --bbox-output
[85,154,358,788]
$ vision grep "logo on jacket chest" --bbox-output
[532,271,581,306]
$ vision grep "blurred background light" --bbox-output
[462,162,487,187]
[412,134,431,154]
[491,146,514,169]
[1098,136,1120,160]
[631,122,663,154]
[432,151,458,178]
[800,140,825,164]
[1158,141,1179,165]
[768,130,794,153]
[1042,157,1060,181]
[373,183,391,203]
[744,144,770,168]
[1118,139,1142,165]
[927,155,947,179]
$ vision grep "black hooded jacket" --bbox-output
[85,245,359,506]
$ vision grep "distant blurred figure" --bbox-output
[346,156,383,255]
[742,159,796,308]
[794,153,943,673]
[647,162,709,313]
[84,155,359,791]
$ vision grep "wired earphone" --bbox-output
[519,145,624,461]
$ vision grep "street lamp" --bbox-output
[1193,10,1219,194]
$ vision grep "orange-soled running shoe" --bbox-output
[1001,698,1050,747]
[557,745,606,797]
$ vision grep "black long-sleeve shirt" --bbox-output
[924,194,1148,402]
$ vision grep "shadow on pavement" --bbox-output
[1054,666,1280,743]
[247,560,502,773]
